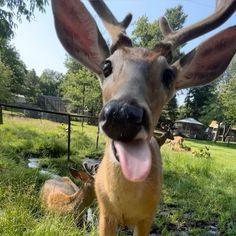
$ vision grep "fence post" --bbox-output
[67,115,71,162]
[96,122,100,150]
[0,106,3,124]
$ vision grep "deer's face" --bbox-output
[52,0,236,182]
[100,47,175,142]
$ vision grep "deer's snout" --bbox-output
[99,100,147,141]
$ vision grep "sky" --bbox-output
[11,0,236,104]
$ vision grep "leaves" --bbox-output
[60,58,102,115]
[0,0,48,39]
[0,59,13,102]
[131,5,187,50]
[39,69,63,97]
[218,71,236,124]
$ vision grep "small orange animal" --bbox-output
[170,136,184,151]
[40,168,95,221]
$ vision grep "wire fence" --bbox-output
[0,103,100,161]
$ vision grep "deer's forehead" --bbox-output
[111,47,167,70]
[112,47,159,60]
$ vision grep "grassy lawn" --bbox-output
[0,112,236,235]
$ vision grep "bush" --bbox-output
[192,146,211,159]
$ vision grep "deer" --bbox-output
[155,122,175,147]
[170,135,185,151]
[51,0,236,235]
[40,168,95,224]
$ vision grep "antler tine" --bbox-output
[160,0,236,50]
[89,0,132,50]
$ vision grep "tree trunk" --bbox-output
[223,126,229,142]
[213,128,219,143]
[0,106,3,124]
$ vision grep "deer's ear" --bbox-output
[69,168,93,182]
[173,26,236,90]
[52,0,110,75]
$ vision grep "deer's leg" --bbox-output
[133,219,153,236]
[98,211,117,236]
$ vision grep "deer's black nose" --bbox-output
[99,100,145,141]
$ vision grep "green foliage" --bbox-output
[161,95,179,122]
[64,55,82,73]
[192,146,211,159]
[39,69,63,96]
[218,73,236,124]
[24,69,40,103]
[0,41,27,94]
[0,59,13,102]
[61,59,102,115]
[132,5,187,49]
[183,85,217,124]
[0,0,48,39]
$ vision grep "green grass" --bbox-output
[0,112,236,235]
[157,140,236,235]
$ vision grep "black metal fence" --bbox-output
[0,103,99,161]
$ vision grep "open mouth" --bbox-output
[110,132,152,182]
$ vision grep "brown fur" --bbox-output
[51,1,236,235]
[95,138,162,235]
[40,172,95,221]
[170,136,184,151]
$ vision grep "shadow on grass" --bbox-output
[154,161,236,235]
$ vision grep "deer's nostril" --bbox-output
[124,104,143,124]
[100,100,119,122]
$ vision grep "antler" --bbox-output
[160,0,236,50]
[88,0,132,52]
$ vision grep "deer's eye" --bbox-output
[162,68,174,89]
[103,60,112,78]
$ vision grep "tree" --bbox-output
[0,0,48,39]
[132,5,187,60]
[39,69,63,96]
[24,69,40,103]
[64,55,82,73]
[61,59,102,115]
[218,71,236,128]
[199,87,223,125]
[160,95,178,122]
[131,5,187,122]
[183,85,216,123]
[0,59,13,102]
[0,41,27,95]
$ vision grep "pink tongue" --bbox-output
[114,140,151,182]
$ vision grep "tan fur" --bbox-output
[51,1,236,235]
[95,138,162,236]
[170,136,184,151]
[40,175,95,219]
